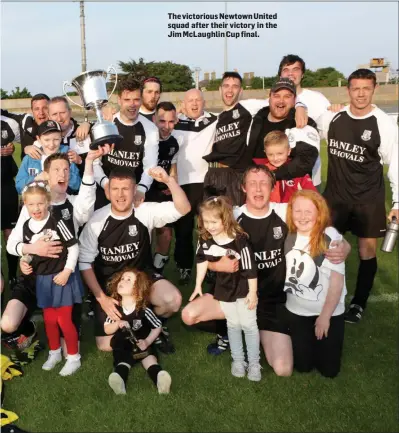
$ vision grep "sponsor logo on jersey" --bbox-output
[134,135,142,145]
[132,319,142,330]
[361,130,372,141]
[1,130,8,139]
[232,109,240,119]
[203,118,210,125]
[61,209,71,220]
[128,225,138,237]
[273,226,283,239]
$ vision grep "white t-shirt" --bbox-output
[284,226,346,317]
[296,89,331,123]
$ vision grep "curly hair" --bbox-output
[197,195,247,241]
[286,190,332,258]
[106,267,152,311]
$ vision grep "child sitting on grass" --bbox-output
[16,120,81,194]
[253,130,316,202]
[104,267,172,395]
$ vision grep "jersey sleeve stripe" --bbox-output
[57,220,73,241]
[145,308,162,328]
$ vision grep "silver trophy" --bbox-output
[63,65,122,150]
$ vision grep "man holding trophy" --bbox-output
[63,69,159,210]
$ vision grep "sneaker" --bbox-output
[59,356,81,376]
[207,334,229,356]
[108,372,126,395]
[344,304,364,324]
[10,340,44,366]
[247,363,262,382]
[231,361,247,378]
[157,370,172,394]
[42,350,62,371]
[178,268,191,285]
[153,253,169,274]
[154,327,176,354]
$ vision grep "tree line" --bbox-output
[2,60,397,98]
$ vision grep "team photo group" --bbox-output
[1,53,398,399]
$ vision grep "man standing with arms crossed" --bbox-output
[318,69,398,324]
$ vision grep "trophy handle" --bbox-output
[62,81,84,109]
[106,65,118,100]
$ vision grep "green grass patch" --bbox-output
[2,142,398,432]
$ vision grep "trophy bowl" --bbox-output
[63,65,123,150]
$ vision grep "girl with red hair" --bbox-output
[284,190,347,378]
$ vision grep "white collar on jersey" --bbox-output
[241,204,273,219]
[113,111,140,127]
[345,104,378,120]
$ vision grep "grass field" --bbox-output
[1,142,398,432]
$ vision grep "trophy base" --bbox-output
[89,134,123,150]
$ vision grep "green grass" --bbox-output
[2,142,398,432]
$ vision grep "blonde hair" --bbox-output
[22,181,51,205]
[106,267,152,312]
[264,130,289,149]
[286,190,332,258]
[198,196,246,241]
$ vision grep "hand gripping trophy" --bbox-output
[63,65,122,150]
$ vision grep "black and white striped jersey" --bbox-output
[1,120,18,182]
[94,113,159,194]
[22,202,77,275]
[78,202,183,288]
[105,304,162,349]
[318,105,399,205]
[235,204,288,303]
[203,100,267,170]
[196,233,257,302]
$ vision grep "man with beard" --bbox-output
[250,78,321,190]
[173,89,218,284]
[94,76,159,209]
[318,68,398,324]
[203,72,308,206]
[3,146,110,365]
[182,165,350,367]
[79,167,191,354]
[139,77,162,121]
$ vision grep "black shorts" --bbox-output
[325,197,387,238]
[94,271,165,337]
[9,276,37,317]
[1,182,19,230]
[203,167,245,207]
[257,301,290,335]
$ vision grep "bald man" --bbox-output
[173,89,218,284]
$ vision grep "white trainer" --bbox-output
[42,350,62,371]
[157,370,172,394]
[108,372,126,395]
[247,363,262,382]
[231,361,247,378]
[59,356,81,376]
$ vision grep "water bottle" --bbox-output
[381,217,399,253]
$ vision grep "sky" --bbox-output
[1,1,398,96]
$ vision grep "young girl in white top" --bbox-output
[284,190,346,378]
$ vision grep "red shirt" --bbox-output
[253,158,317,203]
